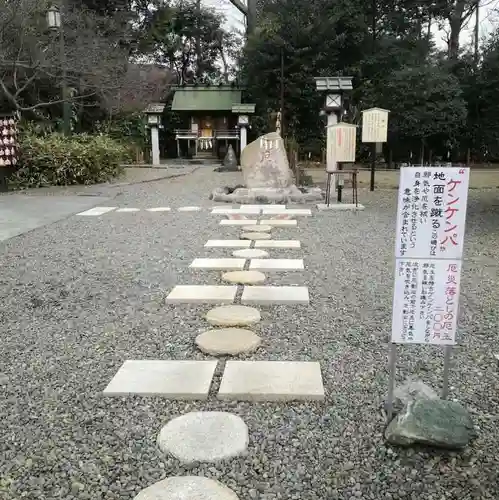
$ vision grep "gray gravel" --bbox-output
[1,167,499,499]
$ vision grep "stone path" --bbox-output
[102,202,325,498]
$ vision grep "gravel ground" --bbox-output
[1,167,499,500]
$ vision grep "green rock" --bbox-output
[385,399,477,449]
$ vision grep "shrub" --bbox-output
[11,133,133,188]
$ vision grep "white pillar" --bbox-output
[151,126,160,166]
[240,126,248,152]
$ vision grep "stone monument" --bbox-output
[215,144,239,172]
[210,132,323,204]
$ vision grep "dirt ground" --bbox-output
[305,167,499,190]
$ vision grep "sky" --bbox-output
[203,0,499,51]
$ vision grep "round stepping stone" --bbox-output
[196,328,262,355]
[134,476,239,500]
[240,232,271,240]
[222,270,266,285]
[233,248,269,258]
[206,305,261,326]
[157,412,249,463]
[244,224,272,232]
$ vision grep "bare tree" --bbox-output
[0,0,159,113]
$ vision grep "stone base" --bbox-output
[210,185,323,204]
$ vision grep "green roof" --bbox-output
[171,88,242,112]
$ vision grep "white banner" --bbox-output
[394,167,470,260]
[392,259,461,345]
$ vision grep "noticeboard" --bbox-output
[361,107,389,143]
[327,123,356,168]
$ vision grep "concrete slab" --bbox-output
[116,207,140,212]
[218,361,325,402]
[103,360,217,399]
[254,240,301,249]
[240,232,271,240]
[205,240,251,248]
[178,206,202,212]
[317,203,365,211]
[134,477,240,500]
[220,219,258,226]
[258,205,288,213]
[212,207,261,215]
[244,225,272,232]
[157,411,249,463]
[206,305,261,327]
[241,286,309,305]
[264,208,311,216]
[190,258,246,270]
[259,219,297,226]
[232,249,269,259]
[77,206,117,216]
[222,270,266,285]
[196,328,262,356]
[249,259,304,271]
[166,285,237,304]
[0,195,114,241]
[146,207,172,212]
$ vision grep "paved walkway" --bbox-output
[1,168,499,499]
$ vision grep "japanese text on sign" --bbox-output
[361,108,389,143]
[391,260,461,345]
[327,123,356,165]
[395,167,470,260]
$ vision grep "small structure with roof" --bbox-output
[171,84,255,160]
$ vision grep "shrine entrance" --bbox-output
[198,116,214,154]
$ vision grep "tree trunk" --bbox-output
[448,0,468,60]
[419,138,425,165]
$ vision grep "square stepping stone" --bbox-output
[262,208,311,216]
[166,285,237,304]
[259,205,288,213]
[77,206,117,216]
[254,240,301,249]
[178,206,202,212]
[249,259,304,271]
[218,361,325,402]
[147,207,172,212]
[259,219,297,226]
[212,207,261,215]
[220,219,258,226]
[241,286,309,305]
[205,240,251,248]
[103,360,217,399]
[190,258,246,270]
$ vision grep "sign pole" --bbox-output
[441,345,452,399]
[370,143,376,191]
[386,342,397,423]
[337,162,343,202]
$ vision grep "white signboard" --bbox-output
[362,108,389,143]
[327,123,356,166]
[392,259,461,345]
[394,167,470,260]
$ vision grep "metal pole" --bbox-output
[441,346,452,399]
[337,162,343,202]
[386,342,397,422]
[370,143,376,191]
[59,5,70,136]
[326,173,331,206]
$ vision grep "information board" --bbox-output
[391,166,469,346]
[394,167,470,260]
[391,259,461,345]
[327,123,356,166]
[361,108,389,143]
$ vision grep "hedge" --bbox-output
[10,133,134,188]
